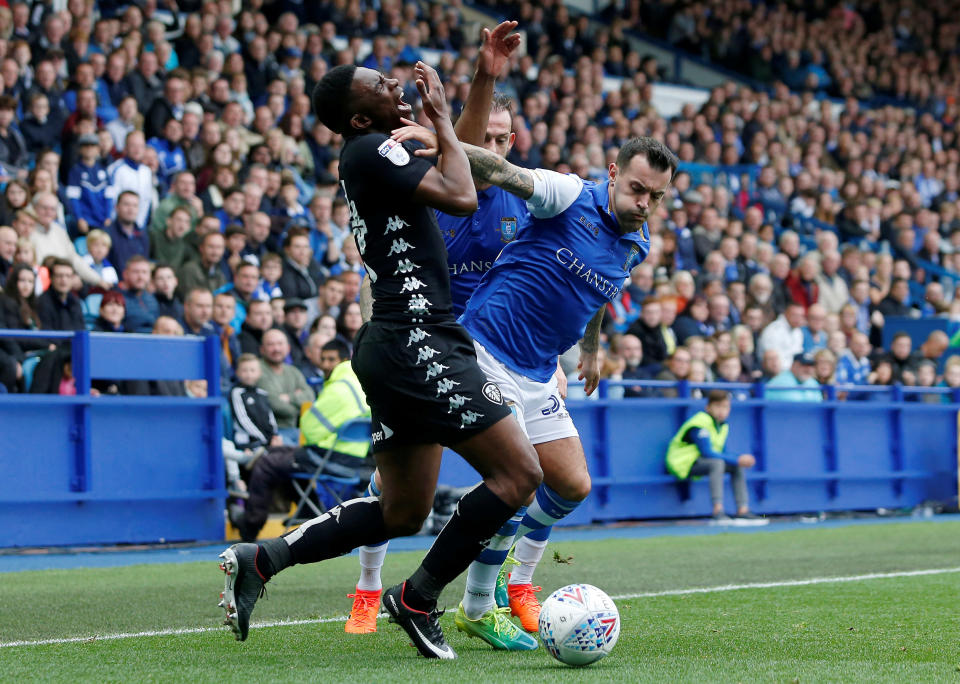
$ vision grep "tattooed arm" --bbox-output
[577,305,606,395]
[461,143,535,198]
[462,143,583,217]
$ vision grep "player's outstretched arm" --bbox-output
[462,142,535,199]
[410,61,478,216]
[454,21,520,146]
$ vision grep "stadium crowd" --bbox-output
[0,0,957,407]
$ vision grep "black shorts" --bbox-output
[352,319,511,453]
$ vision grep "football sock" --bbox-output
[462,506,526,619]
[404,483,515,613]
[508,527,550,586]
[357,473,388,591]
[515,482,581,540]
[257,496,388,578]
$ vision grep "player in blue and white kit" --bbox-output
[449,134,679,636]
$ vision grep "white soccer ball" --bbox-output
[538,583,620,667]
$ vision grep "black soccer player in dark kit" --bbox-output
[217,56,542,660]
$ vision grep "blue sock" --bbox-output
[515,483,580,539]
[462,506,526,618]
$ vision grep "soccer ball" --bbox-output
[538,583,620,667]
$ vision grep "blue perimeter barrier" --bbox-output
[0,330,226,548]
[437,380,959,525]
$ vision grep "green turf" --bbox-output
[2,521,959,682]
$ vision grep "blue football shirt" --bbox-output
[460,174,649,383]
[436,185,530,316]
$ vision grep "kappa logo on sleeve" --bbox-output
[377,138,410,166]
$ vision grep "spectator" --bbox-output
[36,258,84,331]
[20,93,64,155]
[836,332,872,386]
[785,253,820,311]
[801,304,828,353]
[919,331,949,364]
[0,262,41,330]
[177,231,226,297]
[151,171,202,232]
[0,225,15,287]
[222,261,260,331]
[655,346,692,398]
[145,72,187,139]
[105,190,150,274]
[283,297,310,366]
[107,131,154,230]
[238,298,273,356]
[766,352,822,402]
[152,263,183,321]
[278,227,323,300]
[334,300,363,347]
[181,287,216,337]
[150,205,192,271]
[28,201,109,288]
[81,229,119,287]
[253,252,284,303]
[233,338,371,542]
[120,255,159,333]
[671,293,711,344]
[256,327,315,431]
[0,95,28,174]
[813,348,837,387]
[877,279,916,319]
[65,133,111,237]
[298,330,329,384]
[229,352,282,451]
[148,116,188,194]
[758,303,806,371]
[887,331,921,385]
[615,333,654,397]
[92,289,126,333]
[816,250,849,314]
[937,358,960,403]
[665,390,760,522]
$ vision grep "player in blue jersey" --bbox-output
[447,135,679,637]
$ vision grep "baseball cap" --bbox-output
[282,46,302,59]
[77,133,100,147]
[793,352,815,366]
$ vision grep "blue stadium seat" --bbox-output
[21,355,40,391]
[74,236,88,257]
[83,294,103,329]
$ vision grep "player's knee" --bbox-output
[381,499,431,538]
[512,448,543,500]
[570,471,591,502]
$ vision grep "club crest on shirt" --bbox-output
[377,138,410,166]
[498,217,517,243]
[623,245,640,270]
[482,381,503,405]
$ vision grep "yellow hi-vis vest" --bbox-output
[299,361,370,458]
[665,411,729,479]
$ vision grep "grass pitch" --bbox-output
[1,520,959,682]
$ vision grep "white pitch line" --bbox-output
[3,566,958,649]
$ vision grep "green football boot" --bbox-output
[494,553,521,608]
[454,603,538,650]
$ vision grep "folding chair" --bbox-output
[284,416,372,529]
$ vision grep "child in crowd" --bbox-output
[83,229,119,286]
[254,252,283,301]
[15,238,48,294]
[229,353,282,451]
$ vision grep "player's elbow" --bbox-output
[445,193,478,216]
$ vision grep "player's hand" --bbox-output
[77,218,89,234]
[476,21,521,79]
[554,362,568,400]
[578,352,601,396]
[414,61,448,123]
[391,117,438,157]
[738,454,756,468]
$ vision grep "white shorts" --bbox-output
[474,341,580,445]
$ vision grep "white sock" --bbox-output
[356,543,388,591]
[508,536,548,586]
[462,561,501,619]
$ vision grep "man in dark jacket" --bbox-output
[277,228,325,300]
[37,258,84,331]
[238,299,274,355]
[626,297,669,367]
